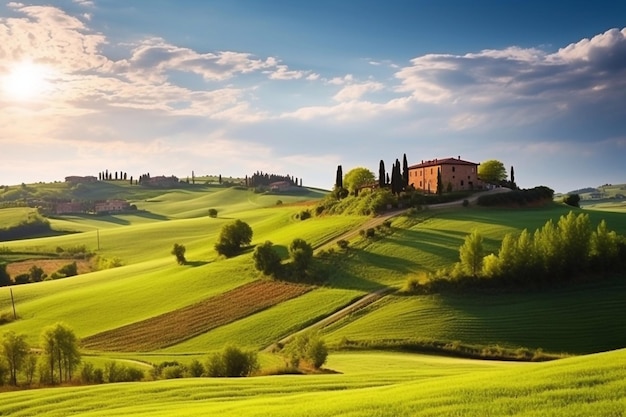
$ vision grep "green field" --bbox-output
[0,350,624,416]
[1,182,626,415]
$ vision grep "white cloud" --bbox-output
[333,81,384,102]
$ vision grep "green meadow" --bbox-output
[1,182,626,415]
[0,350,624,417]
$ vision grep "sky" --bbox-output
[1,1,625,193]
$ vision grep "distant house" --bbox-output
[56,202,84,214]
[95,199,130,214]
[270,181,293,192]
[408,157,481,193]
[65,176,97,184]
[142,175,180,188]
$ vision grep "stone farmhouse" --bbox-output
[408,157,481,193]
[95,199,131,214]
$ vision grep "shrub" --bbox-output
[208,208,218,218]
[284,331,328,369]
[365,228,376,238]
[462,199,470,207]
[563,193,580,208]
[336,239,349,250]
[276,200,283,206]
[187,359,204,377]
[205,346,259,377]
[299,210,311,220]
[56,261,78,278]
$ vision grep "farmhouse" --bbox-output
[65,176,97,184]
[269,181,293,192]
[95,199,130,214]
[408,157,480,193]
[56,201,84,214]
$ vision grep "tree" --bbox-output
[343,167,375,195]
[29,265,45,282]
[40,323,80,384]
[284,331,328,369]
[478,159,507,184]
[378,160,386,188]
[436,168,443,195]
[289,238,313,280]
[459,230,484,278]
[402,153,409,189]
[335,165,343,189]
[215,220,253,258]
[208,208,218,218]
[205,345,258,377]
[253,241,282,276]
[510,166,516,189]
[171,243,187,265]
[563,194,580,207]
[390,159,402,195]
[0,264,10,287]
[1,331,29,386]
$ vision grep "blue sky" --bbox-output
[1,1,625,193]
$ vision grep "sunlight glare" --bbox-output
[2,61,53,101]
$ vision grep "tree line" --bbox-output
[428,211,626,289]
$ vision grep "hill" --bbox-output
[1,182,625,415]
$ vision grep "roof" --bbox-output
[408,157,478,169]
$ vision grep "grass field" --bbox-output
[322,276,626,354]
[0,349,623,416]
[1,183,626,415]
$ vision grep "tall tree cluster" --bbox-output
[248,172,299,188]
[447,212,624,286]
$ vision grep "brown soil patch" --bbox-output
[82,280,312,352]
[6,259,93,278]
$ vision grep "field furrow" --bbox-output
[82,280,311,351]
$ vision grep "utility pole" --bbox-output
[10,288,16,320]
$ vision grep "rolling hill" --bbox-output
[1,181,625,415]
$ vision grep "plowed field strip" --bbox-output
[82,280,311,352]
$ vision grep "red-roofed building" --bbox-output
[408,157,481,193]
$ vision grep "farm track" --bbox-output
[82,280,312,352]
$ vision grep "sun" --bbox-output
[2,61,52,101]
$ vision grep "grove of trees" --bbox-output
[436,211,625,288]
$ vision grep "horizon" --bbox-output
[1,1,625,194]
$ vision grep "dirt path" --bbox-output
[265,287,392,351]
[272,188,512,350]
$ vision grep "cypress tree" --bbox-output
[335,165,343,189]
[402,153,409,189]
[378,160,386,188]
[436,168,443,195]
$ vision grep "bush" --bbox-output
[205,346,259,377]
[187,359,204,377]
[104,361,144,383]
[336,239,349,250]
[208,208,218,218]
[284,331,328,369]
[56,261,78,278]
[563,193,580,208]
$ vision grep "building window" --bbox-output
[452,166,456,172]
[419,181,422,187]
[430,168,433,175]
[461,180,464,186]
